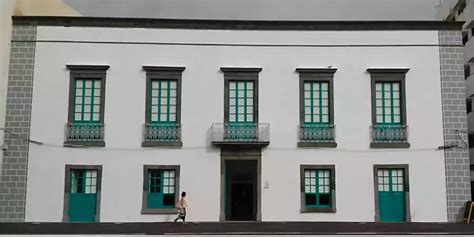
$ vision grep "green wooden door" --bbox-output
[68,169,98,222]
[227,81,256,141]
[377,168,406,222]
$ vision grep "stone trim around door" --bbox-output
[0,23,37,222]
[373,164,411,223]
[219,148,262,222]
[62,165,103,223]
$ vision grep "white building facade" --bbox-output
[0,17,470,223]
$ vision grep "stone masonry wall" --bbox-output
[0,24,36,222]
[439,30,472,222]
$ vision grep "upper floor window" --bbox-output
[368,69,409,148]
[142,66,184,147]
[296,68,337,147]
[221,68,262,142]
[64,65,109,147]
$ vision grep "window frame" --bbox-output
[142,165,180,214]
[142,66,184,147]
[300,164,336,213]
[296,68,337,147]
[65,65,109,147]
[221,67,261,124]
[62,164,103,222]
[368,68,409,148]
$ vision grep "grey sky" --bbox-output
[65,0,443,20]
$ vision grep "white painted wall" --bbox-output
[25,26,447,222]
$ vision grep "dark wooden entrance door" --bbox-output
[225,160,257,221]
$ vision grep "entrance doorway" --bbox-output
[225,160,257,221]
[374,165,410,223]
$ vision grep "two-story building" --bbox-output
[0,16,470,223]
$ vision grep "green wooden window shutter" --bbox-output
[147,169,176,209]
[375,82,401,125]
[303,81,330,124]
[73,79,102,123]
[304,169,332,208]
[150,80,178,124]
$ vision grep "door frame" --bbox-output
[220,148,261,222]
[373,164,411,222]
[63,164,103,222]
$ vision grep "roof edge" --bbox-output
[11,16,464,31]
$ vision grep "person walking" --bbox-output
[174,191,187,223]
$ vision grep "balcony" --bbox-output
[142,123,182,147]
[298,124,337,147]
[370,125,410,148]
[211,123,270,147]
[64,123,105,147]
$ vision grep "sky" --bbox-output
[63,0,443,20]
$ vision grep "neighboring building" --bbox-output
[440,0,474,200]
[0,16,469,223]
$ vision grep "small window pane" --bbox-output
[169,114,176,122]
[170,81,177,89]
[91,113,99,121]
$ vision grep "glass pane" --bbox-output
[170,114,176,122]
[170,81,177,89]
[92,113,100,121]
[247,82,253,89]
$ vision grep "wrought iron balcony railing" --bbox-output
[143,123,182,143]
[299,124,336,143]
[65,123,104,143]
[370,124,408,143]
[211,123,270,145]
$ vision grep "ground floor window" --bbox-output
[300,165,336,213]
[142,165,180,214]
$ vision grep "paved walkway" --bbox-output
[1,222,474,235]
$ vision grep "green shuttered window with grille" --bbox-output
[375,82,401,125]
[369,69,409,146]
[143,67,183,146]
[73,79,102,123]
[228,81,254,123]
[304,81,329,124]
[303,169,332,208]
[65,65,108,146]
[150,80,178,124]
